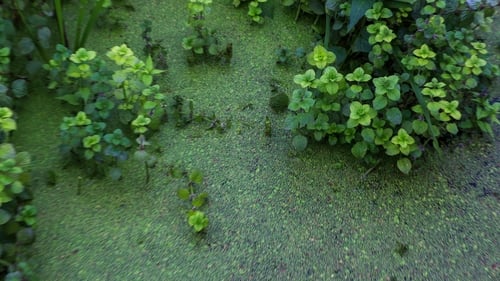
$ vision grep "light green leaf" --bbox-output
[397,157,412,174]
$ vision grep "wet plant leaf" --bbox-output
[192,192,208,208]
[177,188,190,200]
[292,134,308,151]
[11,79,27,98]
[0,209,11,225]
[396,157,411,174]
[189,169,203,184]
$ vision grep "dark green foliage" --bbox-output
[276,46,305,65]
[394,241,409,257]
[140,20,168,70]
[45,44,167,179]
[0,2,53,106]
[269,79,290,113]
[168,165,209,233]
[285,1,500,173]
[0,110,35,280]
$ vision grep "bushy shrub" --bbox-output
[0,107,36,280]
[285,0,500,173]
[44,44,167,179]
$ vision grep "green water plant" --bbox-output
[169,165,209,233]
[276,46,305,65]
[0,3,53,106]
[285,1,500,174]
[0,107,35,280]
[182,0,232,63]
[45,44,168,179]
[59,111,132,179]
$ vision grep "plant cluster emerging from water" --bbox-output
[45,44,167,179]
[285,0,500,174]
[233,0,270,24]
[182,0,233,63]
[168,165,209,233]
[0,107,36,280]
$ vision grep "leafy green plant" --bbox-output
[182,0,232,63]
[44,44,169,179]
[285,1,500,174]
[0,107,35,280]
[59,111,132,179]
[0,2,53,106]
[169,165,209,233]
[276,46,306,65]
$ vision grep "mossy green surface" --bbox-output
[12,2,500,280]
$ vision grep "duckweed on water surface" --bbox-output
[8,1,500,280]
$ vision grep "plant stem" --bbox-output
[144,161,150,184]
[324,14,332,47]
[54,0,68,47]
[76,176,83,195]
[74,0,86,50]
[78,0,107,49]
[295,2,301,21]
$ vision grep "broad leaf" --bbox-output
[397,157,412,174]
[292,135,308,151]
[348,0,376,31]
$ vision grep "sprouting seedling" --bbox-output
[174,167,209,232]
[133,134,156,184]
[187,210,209,232]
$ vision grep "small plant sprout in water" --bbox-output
[174,167,209,233]
[133,134,157,184]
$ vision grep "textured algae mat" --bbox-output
[12,1,499,280]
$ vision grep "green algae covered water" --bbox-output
[12,1,499,280]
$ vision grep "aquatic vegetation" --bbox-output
[285,0,500,173]
[44,44,169,178]
[54,0,112,50]
[169,166,209,233]
[0,109,35,280]
[269,79,290,113]
[275,46,305,65]
[140,20,168,70]
[0,2,52,107]
[182,0,232,63]
[187,210,209,232]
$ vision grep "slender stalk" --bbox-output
[324,14,331,47]
[54,0,68,47]
[144,161,150,184]
[74,0,87,50]
[409,80,442,155]
[78,0,107,49]
[76,176,83,195]
[295,2,301,21]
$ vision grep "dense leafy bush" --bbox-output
[44,44,167,179]
[285,0,500,173]
[0,107,36,280]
